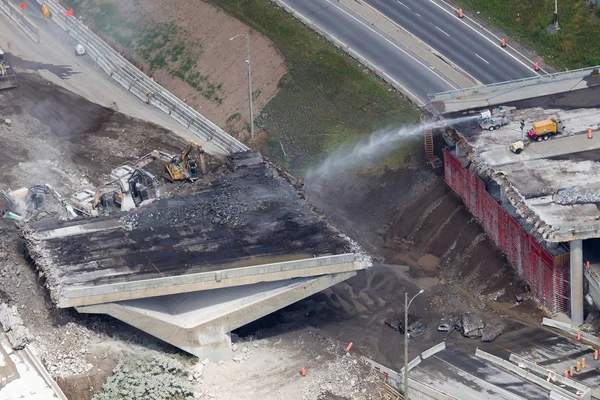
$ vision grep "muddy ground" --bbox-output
[238,162,541,371]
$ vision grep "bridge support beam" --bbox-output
[571,239,584,326]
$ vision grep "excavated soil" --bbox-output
[0,72,219,195]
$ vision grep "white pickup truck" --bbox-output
[478,109,512,131]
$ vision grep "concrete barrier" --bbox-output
[270,0,424,107]
[421,341,446,359]
[476,349,584,399]
[23,345,68,400]
[400,356,422,375]
[543,317,600,347]
[430,66,600,114]
[0,0,39,43]
[362,357,459,400]
[509,353,588,393]
[42,0,249,155]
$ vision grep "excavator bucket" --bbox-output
[0,74,17,90]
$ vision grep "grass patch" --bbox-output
[453,0,600,70]
[210,0,419,173]
[62,0,223,103]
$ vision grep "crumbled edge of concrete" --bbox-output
[0,302,34,349]
[21,152,372,308]
[449,130,557,242]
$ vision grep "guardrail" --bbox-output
[42,0,249,155]
[0,0,39,42]
[270,0,424,107]
[430,65,600,98]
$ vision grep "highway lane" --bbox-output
[283,0,454,103]
[364,0,538,84]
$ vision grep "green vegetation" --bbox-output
[454,0,600,70]
[63,0,223,103]
[210,0,419,172]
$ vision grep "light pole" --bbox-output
[229,33,254,140]
[404,289,424,399]
[554,0,558,29]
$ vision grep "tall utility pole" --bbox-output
[554,0,559,29]
[229,33,254,139]
[404,289,424,399]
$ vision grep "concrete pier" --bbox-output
[571,239,584,325]
[76,272,355,359]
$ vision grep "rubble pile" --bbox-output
[385,313,429,337]
[433,313,505,342]
[0,303,33,349]
[555,187,600,206]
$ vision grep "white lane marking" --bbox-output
[318,0,458,91]
[474,53,489,64]
[435,0,547,75]
[415,13,422,17]
[397,1,411,10]
[426,0,540,76]
[435,26,450,37]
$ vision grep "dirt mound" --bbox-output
[0,73,213,194]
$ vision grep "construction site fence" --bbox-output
[0,0,39,42]
[270,0,424,107]
[40,0,249,155]
[443,150,570,314]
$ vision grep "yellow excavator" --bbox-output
[134,140,207,182]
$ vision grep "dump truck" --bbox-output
[478,108,512,131]
[0,47,18,90]
[527,117,563,141]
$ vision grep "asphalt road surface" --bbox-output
[283,0,454,103]
[364,0,538,83]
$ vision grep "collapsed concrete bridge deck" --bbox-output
[25,152,371,358]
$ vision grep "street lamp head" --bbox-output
[418,289,424,294]
[229,33,248,41]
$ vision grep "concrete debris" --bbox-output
[456,314,485,338]
[555,187,600,206]
[481,324,504,342]
[0,303,33,349]
[4,118,11,126]
[385,313,429,337]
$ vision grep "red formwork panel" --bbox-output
[443,150,570,313]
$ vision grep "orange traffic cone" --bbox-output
[458,8,464,18]
[501,38,506,47]
[535,61,540,71]
[301,367,306,376]
[345,342,353,352]
[589,128,593,139]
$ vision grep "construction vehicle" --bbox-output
[70,166,160,216]
[0,47,18,90]
[132,141,207,182]
[527,117,563,142]
[1,184,76,219]
[478,108,512,131]
[509,140,525,154]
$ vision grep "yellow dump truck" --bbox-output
[527,118,563,141]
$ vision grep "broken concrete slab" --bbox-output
[76,272,355,359]
[25,152,371,307]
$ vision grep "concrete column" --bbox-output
[570,239,584,326]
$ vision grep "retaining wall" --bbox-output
[41,0,248,155]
